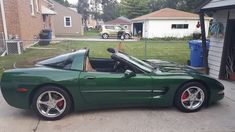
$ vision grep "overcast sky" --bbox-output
[67,0,78,4]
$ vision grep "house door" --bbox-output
[133,23,143,37]
[220,19,235,80]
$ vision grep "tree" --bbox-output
[77,0,89,29]
[90,0,103,24]
[147,0,205,13]
[54,0,70,7]
[101,0,118,21]
[64,0,70,7]
[120,0,150,19]
[177,0,205,12]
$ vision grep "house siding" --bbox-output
[208,10,228,78]
[142,19,210,38]
[53,2,83,37]
[208,9,235,78]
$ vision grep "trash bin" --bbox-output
[43,29,52,40]
[39,29,52,45]
[189,40,210,67]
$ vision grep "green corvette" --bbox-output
[1,48,224,120]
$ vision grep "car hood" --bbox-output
[147,59,201,74]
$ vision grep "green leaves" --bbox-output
[54,0,70,7]
[120,0,150,19]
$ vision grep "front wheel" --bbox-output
[32,86,72,120]
[175,82,208,112]
[124,33,130,39]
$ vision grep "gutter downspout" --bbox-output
[0,0,8,56]
[0,0,8,40]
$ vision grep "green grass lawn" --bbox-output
[84,30,100,36]
[0,40,189,77]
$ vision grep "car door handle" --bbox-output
[84,76,95,80]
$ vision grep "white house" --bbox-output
[132,8,212,38]
[199,0,235,80]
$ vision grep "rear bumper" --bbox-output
[1,84,30,109]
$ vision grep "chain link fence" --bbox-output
[54,39,190,64]
[0,32,6,55]
[0,38,190,71]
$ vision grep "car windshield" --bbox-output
[116,26,124,30]
[116,52,153,72]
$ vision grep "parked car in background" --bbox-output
[100,25,132,39]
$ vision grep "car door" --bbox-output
[79,71,153,107]
[109,26,116,36]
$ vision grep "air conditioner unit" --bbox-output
[6,40,23,55]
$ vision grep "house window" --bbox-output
[30,0,35,15]
[35,0,39,13]
[124,25,128,29]
[171,24,189,29]
[64,16,72,27]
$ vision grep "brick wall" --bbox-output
[1,0,44,47]
[3,0,21,38]
[17,0,43,46]
[0,4,4,33]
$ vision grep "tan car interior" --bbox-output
[85,57,96,72]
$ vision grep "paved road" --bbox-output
[0,81,235,132]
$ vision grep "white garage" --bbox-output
[132,8,212,38]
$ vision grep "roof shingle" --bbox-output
[132,8,211,21]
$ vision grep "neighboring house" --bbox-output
[53,1,83,37]
[198,0,235,80]
[0,0,56,48]
[104,16,132,30]
[132,8,212,38]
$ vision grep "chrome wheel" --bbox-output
[181,86,205,110]
[36,91,67,118]
[102,34,109,39]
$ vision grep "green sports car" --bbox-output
[1,48,224,120]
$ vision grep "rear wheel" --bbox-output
[32,86,72,120]
[175,82,207,112]
[102,33,109,39]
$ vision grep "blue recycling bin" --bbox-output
[43,29,52,40]
[189,40,210,67]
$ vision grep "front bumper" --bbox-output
[209,90,224,105]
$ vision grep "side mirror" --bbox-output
[124,70,136,78]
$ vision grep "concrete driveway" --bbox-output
[0,81,235,132]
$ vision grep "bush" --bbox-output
[141,35,194,41]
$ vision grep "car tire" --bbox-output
[175,82,208,112]
[102,33,109,39]
[124,33,130,39]
[32,86,72,120]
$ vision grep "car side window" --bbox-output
[105,26,114,30]
[115,26,122,30]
